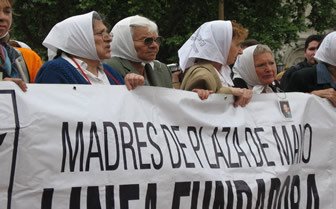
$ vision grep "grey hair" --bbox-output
[92,11,102,27]
[253,44,274,57]
[129,15,158,35]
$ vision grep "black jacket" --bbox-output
[280,59,311,90]
[285,63,335,92]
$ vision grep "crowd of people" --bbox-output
[1,0,336,107]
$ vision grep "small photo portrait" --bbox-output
[279,100,292,119]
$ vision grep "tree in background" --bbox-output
[11,0,336,63]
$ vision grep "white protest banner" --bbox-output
[0,82,336,209]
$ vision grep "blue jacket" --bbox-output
[35,57,125,85]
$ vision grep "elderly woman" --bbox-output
[178,20,252,107]
[285,31,336,106]
[104,15,175,88]
[35,11,143,90]
[232,44,281,93]
[0,0,28,91]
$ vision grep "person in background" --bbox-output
[280,34,324,89]
[275,67,287,83]
[232,44,282,93]
[8,40,43,83]
[35,11,144,90]
[285,31,336,106]
[178,20,252,106]
[240,39,259,50]
[104,15,175,88]
[0,0,28,91]
[167,63,183,89]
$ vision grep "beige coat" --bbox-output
[181,62,232,94]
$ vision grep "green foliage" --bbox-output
[224,0,308,51]
[10,0,335,63]
[308,0,336,32]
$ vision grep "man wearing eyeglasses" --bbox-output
[104,15,175,88]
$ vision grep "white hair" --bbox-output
[129,15,158,34]
[253,44,274,57]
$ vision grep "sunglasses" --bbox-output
[134,36,163,46]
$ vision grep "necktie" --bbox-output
[144,63,153,86]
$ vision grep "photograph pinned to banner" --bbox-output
[278,99,293,121]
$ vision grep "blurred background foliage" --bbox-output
[11,0,336,63]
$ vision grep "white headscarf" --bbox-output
[110,15,157,66]
[232,45,273,94]
[178,20,233,86]
[314,31,336,66]
[43,11,99,61]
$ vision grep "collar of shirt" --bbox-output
[141,61,154,70]
[316,62,336,89]
[62,53,110,85]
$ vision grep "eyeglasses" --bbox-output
[134,36,163,46]
[94,31,113,41]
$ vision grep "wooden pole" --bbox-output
[218,0,224,20]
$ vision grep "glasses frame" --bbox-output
[94,31,113,41]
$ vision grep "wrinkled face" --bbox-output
[227,37,243,65]
[132,27,159,61]
[0,0,12,38]
[305,41,320,65]
[254,52,277,85]
[93,20,112,60]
